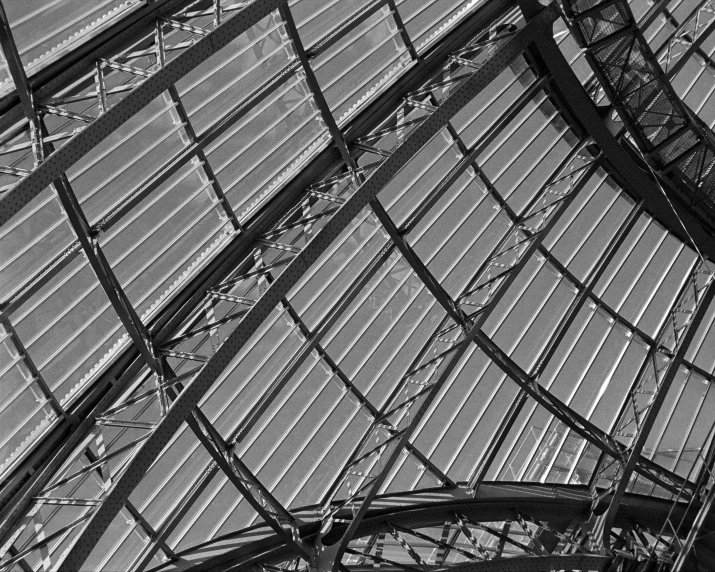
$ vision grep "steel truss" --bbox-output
[145,484,712,571]
[2,0,715,571]
[557,0,715,566]
[562,0,715,228]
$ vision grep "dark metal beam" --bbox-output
[430,554,610,571]
[0,0,284,228]
[0,0,515,537]
[150,483,708,571]
[599,279,715,546]
[47,6,558,570]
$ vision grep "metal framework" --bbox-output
[145,484,712,571]
[2,0,715,571]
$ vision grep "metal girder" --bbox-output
[148,483,709,571]
[32,6,559,570]
[0,0,515,554]
[561,0,715,236]
[598,277,715,547]
[299,12,562,572]
[534,17,715,259]
[432,554,610,571]
[0,0,284,228]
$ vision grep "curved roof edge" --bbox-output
[525,8,715,261]
[147,483,715,571]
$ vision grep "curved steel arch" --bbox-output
[3,2,715,571]
[561,0,715,237]
[0,0,516,558]
[47,11,562,571]
[541,0,715,553]
[144,484,713,572]
[0,0,283,228]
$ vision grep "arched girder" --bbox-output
[558,0,715,251]
[0,0,283,228]
[17,8,561,571]
[143,483,714,572]
[0,0,514,552]
[359,555,611,572]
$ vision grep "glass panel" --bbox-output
[545,171,632,282]
[205,74,328,219]
[410,171,511,298]
[488,257,577,372]
[312,8,410,123]
[396,0,486,52]
[288,205,389,329]
[100,158,234,321]
[291,0,373,45]
[412,345,520,483]
[379,128,460,226]
[176,12,293,135]
[323,253,445,408]
[10,255,129,406]
[6,0,141,75]
[66,92,189,225]
[451,56,536,149]
[0,186,74,302]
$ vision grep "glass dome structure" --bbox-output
[0,0,715,570]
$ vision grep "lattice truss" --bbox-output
[1,0,715,571]
[564,0,715,215]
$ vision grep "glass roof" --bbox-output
[0,0,143,96]
[1,0,715,570]
[635,0,715,131]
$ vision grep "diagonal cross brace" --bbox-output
[49,5,560,569]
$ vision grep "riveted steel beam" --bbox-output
[47,8,559,569]
[152,483,708,571]
[0,0,285,228]
[598,279,715,547]
[0,0,515,546]
[533,22,715,259]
